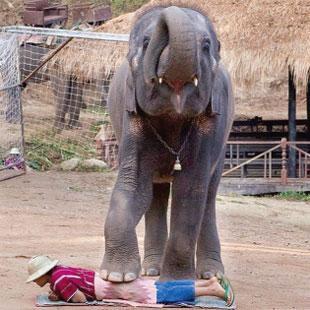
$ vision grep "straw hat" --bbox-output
[9,147,20,155]
[26,256,59,283]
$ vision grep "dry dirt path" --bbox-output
[0,171,309,310]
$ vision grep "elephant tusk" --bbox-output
[159,77,163,84]
[193,77,198,87]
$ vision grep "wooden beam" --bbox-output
[288,67,297,178]
[307,74,310,133]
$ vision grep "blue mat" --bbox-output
[36,294,236,309]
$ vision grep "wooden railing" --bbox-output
[223,138,310,184]
[289,143,310,179]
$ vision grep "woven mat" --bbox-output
[36,294,236,309]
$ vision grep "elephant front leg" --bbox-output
[52,74,70,131]
[68,79,83,129]
[160,177,208,281]
[101,162,153,282]
[196,162,224,279]
[142,183,170,276]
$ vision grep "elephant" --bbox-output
[101,4,234,283]
[51,73,85,130]
[51,72,112,131]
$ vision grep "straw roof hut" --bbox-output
[48,0,310,87]
[47,12,134,80]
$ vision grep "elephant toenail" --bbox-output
[203,271,214,279]
[100,270,108,279]
[108,272,123,282]
[124,273,137,282]
[146,268,159,276]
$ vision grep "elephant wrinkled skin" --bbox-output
[101,5,234,283]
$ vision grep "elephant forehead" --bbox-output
[182,9,208,33]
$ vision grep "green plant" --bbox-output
[276,191,310,202]
[86,105,109,116]
[110,0,149,16]
[89,119,110,133]
[25,135,96,171]
[75,162,108,172]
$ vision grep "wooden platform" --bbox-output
[0,170,25,182]
[219,178,310,195]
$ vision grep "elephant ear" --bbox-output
[125,65,137,114]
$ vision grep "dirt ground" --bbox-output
[0,171,309,310]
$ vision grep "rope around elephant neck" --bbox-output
[146,118,194,171]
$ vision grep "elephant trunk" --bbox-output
[144,6,197,86]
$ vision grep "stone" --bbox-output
[60,158,81,171]
[81,158,107,169]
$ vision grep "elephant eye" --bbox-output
[202,38,211,51]
[143,36,150,49]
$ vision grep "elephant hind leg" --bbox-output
[52,75,71,131]
[142,183,170,276]
[67,78,83,129]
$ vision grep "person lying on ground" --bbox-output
[26,255,234,306]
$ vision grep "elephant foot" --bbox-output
[142,267,160,276]
[160,262,195,281]
[196,257,224,279]
[53,121,65,133]
[100,256,141,283]
[142,256,162,276]
[67,120,82,130]
[159,270,194,282]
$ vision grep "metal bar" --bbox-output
[299,151,302,178]
[16,41,27,176]
[0,83,20,92]
[227,141,282,145]
[1,26,130,42]
[233,119,308,126]
[287,142,310,145]
[237,144,240,166]
[289,144,310,157]
[269,151,272,178]
[306,156,308,179]
[21,37,73,86]
[264,153,267,178]
[222,144,280,176]
[229,144,233,168]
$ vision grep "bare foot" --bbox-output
[195,276,225,299]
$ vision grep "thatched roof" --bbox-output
[218,0,310,87]
[47,12,134,79]
[48,0,310,87]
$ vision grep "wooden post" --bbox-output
[307,74,310,133]
[288,67,297,178]
[281,138,288,184]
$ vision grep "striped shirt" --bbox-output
[50,265,95,302]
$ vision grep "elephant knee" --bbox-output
[166,242,193,264]
[104,211,134,238]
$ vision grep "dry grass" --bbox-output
[45,11,134,80]
[47,0,310,88]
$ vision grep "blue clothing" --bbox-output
[155,280,195,304]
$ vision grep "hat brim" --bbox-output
[26,260,58,283]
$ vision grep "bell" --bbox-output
[173,157,182,171]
